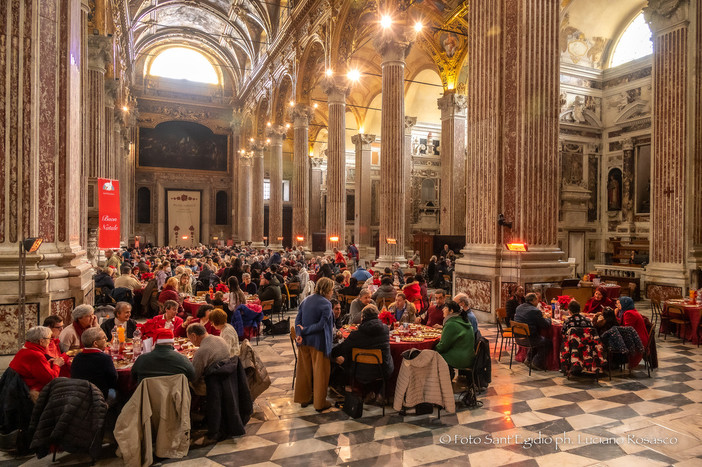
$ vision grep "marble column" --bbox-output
[0,0,93,352]
[621,138,636,231]
[404,117,416,258]
[292,104,313,252]
[323,78,349,253]
[310,156,325,236]
[250,143,266,247]
[104,80,118,180]
[238,153,253,243]
[86,36,111,179]
[376,35,411,267]
[437,91,467,235]
[202,187,211,245]
[352,134,376,262]
[457,0,567,321]
[267,125,285,250]
[644,0,701,290]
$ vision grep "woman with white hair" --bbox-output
[9,326,64,399]
[59,304,98,351]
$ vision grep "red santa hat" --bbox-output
[154,328,174,345]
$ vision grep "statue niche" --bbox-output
[607,168,623,211]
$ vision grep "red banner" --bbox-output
[98,178,121,249]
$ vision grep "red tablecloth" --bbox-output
[663,300,702,344]
[183,299,205,317]
[515,322,563,371]
[602,285,621,299]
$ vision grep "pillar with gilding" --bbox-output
[457,0,567,321]
[437,91,467,235]
[238,153,253,243]
[323,78,349,253]
[352,134,376,261]
[376,35,411,267]
[404,117,416,258]
[250,143,266,247]
[292,104,313,251]
[644,0,701,290]
[267,125,286,250]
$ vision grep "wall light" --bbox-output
[505,242,528,252]
[325,68,333,77]
[329,236,340,242]
[313,103,319,109]
[122,106,129,112]
[289,100,295,107]
[182,236,189,240]
[296,236,305,242]
[386,238,397,245]
[381,15,392,29]
[347,69,361,81]
[285,123,291,129]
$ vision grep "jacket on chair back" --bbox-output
[204,356,253,439]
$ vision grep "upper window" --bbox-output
[149,47,219,84]
[609,13,653,68]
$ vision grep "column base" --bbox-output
[357,246,375,268]
[268,243,283,251]
[250,242,266,249]
[374,255,408,270]
[643,262,689,299]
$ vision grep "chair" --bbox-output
[509,321,536,376]
[456,339,485,410]
[196,291,209,297]
[494,308,513,361]
[351,348,387,416]
[376,297,392,309]
[286,282,300,309]
[643,312,658,377]
[651,299,669,339]
[290,325,298,390]
[665,304,690,344]
[260,300,274,343]
[94,286,115,306]
[340,294,356,315]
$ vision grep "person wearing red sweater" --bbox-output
[416,290,447,327]
[9,326,63,398]
[42,315,71,377]
[143,300,184,339]
[158,276,184,315]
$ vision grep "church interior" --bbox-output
[1,0,701,465]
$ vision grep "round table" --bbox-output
[663,299,702,344]
[515,322,563,371]
[183,298,205,317]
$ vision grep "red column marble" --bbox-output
[404,116,416,258]
[437,91,467,236]
[692,0,702,275]
[352,133,376,261]
[292,104,313,251]
[267,125,285,250]
[323,78,349,253]
[310,156,325,236]
[457,0,567,319]
[644,0,702,289]
[86,35,111,179]
[251,142,265,247]
[239,153,253,243]
[376,36,411,267]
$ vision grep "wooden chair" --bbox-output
[339,294,356,315]
[665,304,690,344]
[509,321,535,376]
[290,325,298,389]
[651,299,669,340]
[351,348,386,416]
[643,312,658,377]
[375,297,393,309]
[196,291,208,297]
[286,282,300,309]
[260,300,274,343]
[494,308,513,361]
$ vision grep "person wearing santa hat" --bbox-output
[131,328,195,383]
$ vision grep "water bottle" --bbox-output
[132,327,142,356]
[110,328,120,358]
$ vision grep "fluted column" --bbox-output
[266,125,285,249]
[352,134,376,261]
[437,91,467,235]
[376,35,411,267]
[104,80,118,180]
[239,153,253,243]
[86,36,111,179]
[251,143,266,247]
[404,117,416,258]
[457,0,566,321]
[323,78,349,253]
[292,104,313,251]
[644,0,700,290]
[310,156,325,236]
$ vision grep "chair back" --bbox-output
[376,297,392,309]
[287,282,300,294]
[509,321,530,338]
[495,307,506,320]
[196,291,208,297]
[666,304,686,320]
[261,300,274,312]
[289,326,297,358]
[352,348,383,365]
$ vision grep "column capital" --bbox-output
[240,153,254,167]
[310,154,326,168]
[437,91,468,114]
[265,124,286,141]
[88,35,112,73]
[622,138,634,151]
[323,77,349,104]
[250,142,266,153]
[644,0,689,34]
[104,79,118,107]
[291,104,314,127]
[404,116,417,135]
[374,35,412,63]
[231,109,243,133]
[351,133,376,147]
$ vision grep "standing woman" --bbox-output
[294,277,335,412]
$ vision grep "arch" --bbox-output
[254,97,270,137]
[296,39,326,103]
[272,74,294,125]
[608,11,652,68]
[148,47,219,84]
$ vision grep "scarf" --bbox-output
[73,319,90,345]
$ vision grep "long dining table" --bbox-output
[663,299,702,344]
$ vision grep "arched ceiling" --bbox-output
[123,0,280,87]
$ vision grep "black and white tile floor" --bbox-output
[2,302,701,466]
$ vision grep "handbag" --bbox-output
[341,391,363,419]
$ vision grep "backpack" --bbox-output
[270,317,291,335]
[472,337,492,391]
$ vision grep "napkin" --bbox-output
[142,337,153,353]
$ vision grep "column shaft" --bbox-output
[239,156,253,242]
[352,134,376,261]
[292,105,313,251]
[251,144,265,246]
[267,126,285,249]
[310,159,324,236]
[404,117,416,257]
[437,91,467,235]
[324,81,348,253]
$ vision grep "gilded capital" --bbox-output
[323,76,350,104]
[265,124,286,141]
[374,35,412,63]
[437,92,467,113]
[240,152,254,167]
[644,0,689,34]
[291,104,314,127]
[231,109,243,132]
[351,134,376,146]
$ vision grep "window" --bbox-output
[149,47,219,84]
[610,13,653,68]
[215,190,228,225]
[137,187,151,224]
[263,180,290,201]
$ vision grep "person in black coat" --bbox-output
[318,261,335,279]
[331,306,394,387]
[100,301,138,339]
[93,268,115,292]
[70,327,117,399]
[514,293,552,370]
[505,285,525,326]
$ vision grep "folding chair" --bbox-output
[494,308,513,361]
[351,348,387,416]
[509,321,536,376]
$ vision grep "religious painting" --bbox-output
[138,121,228,172]
[607,168,622,211]
[439,31,460,58]
[636,144,651,213]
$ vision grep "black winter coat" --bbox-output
[0,368,33,454]
[28,377,107,459]
[332,317,394,382]
[204,357,253,439]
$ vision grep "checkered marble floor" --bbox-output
[2,302,701,467]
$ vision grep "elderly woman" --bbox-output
[70,327,117,398]
[618,297,648,348]
[209,308,239,357]
[241,272,257,295]
[388,293,418,323]
[59,304,98,351]
[294,277,335,412]
[9,326,64,399]
[435,301,476,380]
[100,301,138,339]
[583,286,614,315]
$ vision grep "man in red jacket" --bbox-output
[9,326,63,399]
[416,290,446,327]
